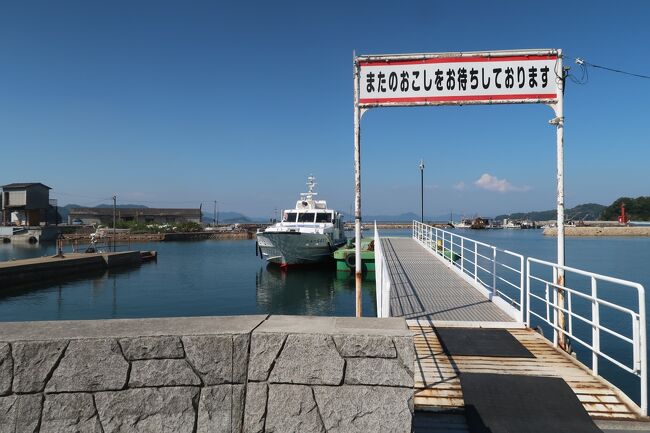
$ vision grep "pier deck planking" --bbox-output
[381,237,513,322]
[411,324,643,421]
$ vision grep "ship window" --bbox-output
[283,212,297,222]
[298,212,315,222]
[316,213,332,223]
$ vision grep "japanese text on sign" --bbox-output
[358,55,559,106]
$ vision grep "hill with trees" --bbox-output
[495,203,606,222]
[600,197,650,221]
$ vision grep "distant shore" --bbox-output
[543,226,650,237]
[62,230,254,243]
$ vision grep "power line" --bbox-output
[574,58,650,80]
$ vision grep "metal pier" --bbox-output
[374,222,649,430]
[381,237,513,323]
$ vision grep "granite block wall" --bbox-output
[0,315,414,433]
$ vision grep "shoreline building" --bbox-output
[68,207,201,225]
[1,182,54,226]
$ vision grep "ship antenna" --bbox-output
[301,175,318,201]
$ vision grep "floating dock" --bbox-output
[0,251,150,287]
[376,224,650,432]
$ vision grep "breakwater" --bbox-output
[0,315,414,432]
[0,251,143,286]
[63,230,254,243]
[544,226,650,237]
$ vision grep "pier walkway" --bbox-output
[377,232,647,430]
[381,237,513,323]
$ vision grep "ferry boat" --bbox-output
[454,219,473,229]
[503,219,522,229]
[256,176,346,267]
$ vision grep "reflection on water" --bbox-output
[0,241,54,262]
[255,266,375,316]
[0,239,378,321]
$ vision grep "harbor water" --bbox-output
[2,228,650,404]
[1,229,649,322]
[0,237,378,321]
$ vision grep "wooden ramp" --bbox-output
[411,323,643,422]
[381,237,512,322]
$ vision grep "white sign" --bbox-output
[358,53,559,107]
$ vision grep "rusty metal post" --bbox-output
[552,51,567,351]
[112,194,117,253]
[353,54,363,318]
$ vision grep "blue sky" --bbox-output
[1,1,649,218]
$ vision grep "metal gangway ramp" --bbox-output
[382,236,513,323]
[374,221,649,431]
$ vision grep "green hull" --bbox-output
[333,238,375,274]
[426,241,461,262]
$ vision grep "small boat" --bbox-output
[454,219,473,229]
[432,239,461,262]
[256,176,347,267]
[470,217,489,229]
[503,219,522,229]
[140,251,158,262]
[333,237,375,275]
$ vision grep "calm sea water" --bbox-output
[1,228,649,404]
[1,229,649,321]
[0,236,378,321]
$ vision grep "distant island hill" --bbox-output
[496,197,650,223]
[57,196,650,224]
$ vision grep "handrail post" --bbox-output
[568,291,573,335]
[492,247,497,297]
[520,255,525,323]
[474,243,478,282]
[460,238,464,273]
[526,259,531,326]
[591,276,599,375]
[552,267,558,347]
[435,229,439,255]
[449,233,453,263]
[638,285,647,415]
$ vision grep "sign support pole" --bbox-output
[353,57,363,318]
[354,49,563,322]
[552,51,567,350]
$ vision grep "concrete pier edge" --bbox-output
[0,315,415,432]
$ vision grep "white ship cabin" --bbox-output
[272,176,344,233]
[282,195,340,225]
[278,205,344,235]
[282,208,337,224]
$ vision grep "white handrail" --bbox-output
[374,222,391,317]
[408,221,647,414]
[412,220,525,322]
[527,256,647,415]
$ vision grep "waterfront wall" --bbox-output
[544,226,650,237]
[62,230,254,243]
[0,315,414,432]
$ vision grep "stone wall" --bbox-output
[0,315,414,432]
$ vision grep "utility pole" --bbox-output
[112,195,117,252]
[419,159,425,223]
